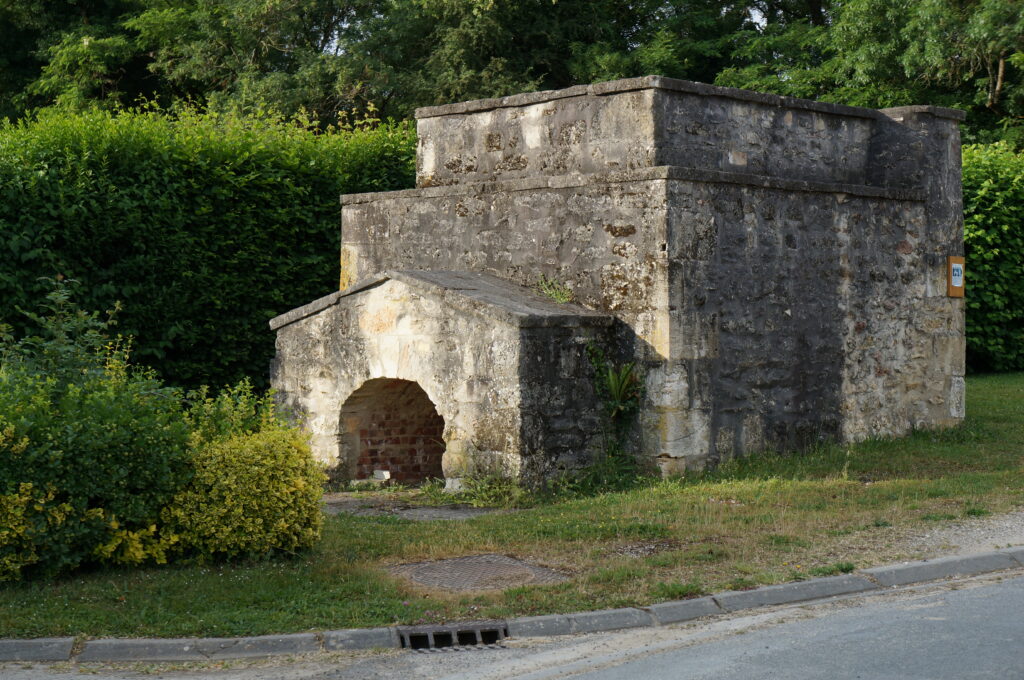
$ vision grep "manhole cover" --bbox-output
[390,554,566,591]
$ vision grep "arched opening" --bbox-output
[339,378,446,484]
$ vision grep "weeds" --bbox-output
[650,581,706,600]
[535,275,575,303]
[808,562,856,577]
[416,475,533,509]
[558,343,648,496]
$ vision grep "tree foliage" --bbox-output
[2,0,1023,141]
[719,0,1024,142]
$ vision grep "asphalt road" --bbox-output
[5,570,1024,680]
[517,572,1024,680]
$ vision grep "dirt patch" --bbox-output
[389,554,567,592]
[612,539,682,557]
[322,491,511,521]
[896,509,1024,558]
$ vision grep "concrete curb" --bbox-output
[75,633,321,662]
[0,638,75,662]
[4,548,1023,663]
[712,573,876,612]
[860,551,1020,587]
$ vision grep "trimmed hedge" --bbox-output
[0,108,416,389]
[963,142,1024,372]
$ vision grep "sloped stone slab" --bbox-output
[645,596,724,625]
[323,627,398,651]
[570,608,654,633]
[999,545,1024,567]
[507,614,574,638]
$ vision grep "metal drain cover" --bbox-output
[390,554,566,591]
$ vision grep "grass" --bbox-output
[2,373,1023,638]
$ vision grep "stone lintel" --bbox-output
[415,75,964,123]
[341,166,926,206]
[269,270,613,332]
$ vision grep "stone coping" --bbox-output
[268,270,614,332]
[415,75,965,123]
[3,547,1021,663]
[340,165,927,206]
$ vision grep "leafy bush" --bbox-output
[962,142,1024,371]
[163,428,325,561]
[160,382,325,561]
[0,281,190,578]
[0,282,325,580]
[0,483,75,582]
[0,107,416,389]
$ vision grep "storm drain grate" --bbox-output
[399,621,509,651]
[389,554,566,591]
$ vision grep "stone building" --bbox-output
[270,76,966,486]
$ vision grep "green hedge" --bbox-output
[963,142,1024,372]
[0,108,416,389]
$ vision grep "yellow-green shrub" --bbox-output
[162,428,325,561]
[0,483,78,582]
[0,282,191,579]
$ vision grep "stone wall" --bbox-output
[335,76,966,474]
[412,77,950,190]
[340,174,671,358]
[273,75,965,482]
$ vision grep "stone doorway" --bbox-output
[340,378,446,484]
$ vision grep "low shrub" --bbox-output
[162,428,325,561]
[0,483,75,582]
[0,281,189,578]
[0,282,324,580]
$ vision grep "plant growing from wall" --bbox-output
[587,343,642,442]
[571,343,645,493]
[535,274,575,303]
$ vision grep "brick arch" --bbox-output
[339,378,446,483]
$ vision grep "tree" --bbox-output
[0,0,148,118]
[717,0,1024,143]
[3,0,1022,143]
[127,0,372,120]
